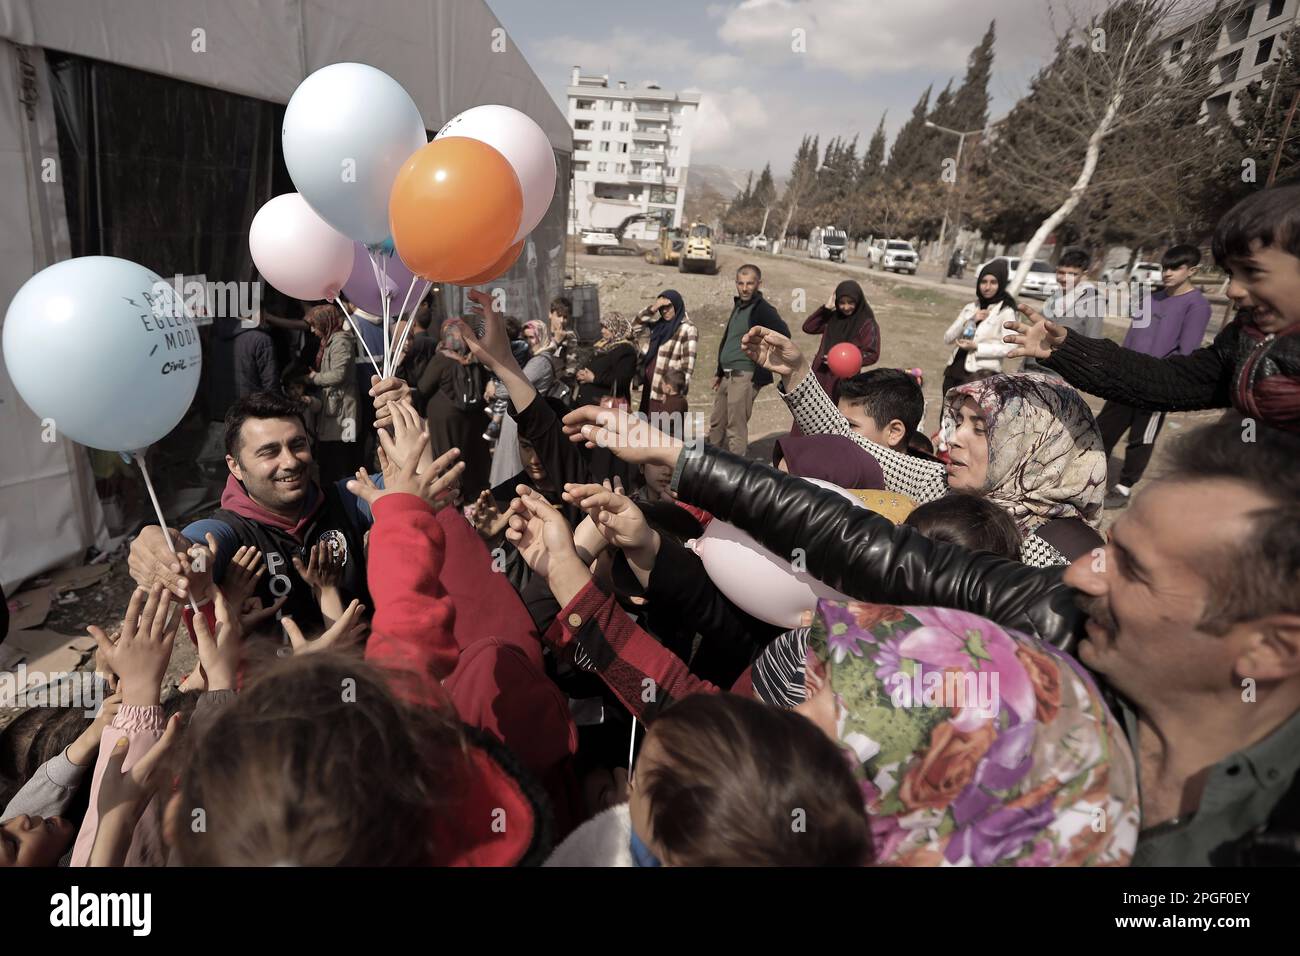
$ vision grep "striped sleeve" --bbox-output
[783,373,948,503]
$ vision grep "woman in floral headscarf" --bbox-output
[795,598,1141,867]
[940,373,1107,566]
[575,312,637,408]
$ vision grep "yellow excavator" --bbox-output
[645,221,718,274]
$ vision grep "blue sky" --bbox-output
[488,0,1103,177]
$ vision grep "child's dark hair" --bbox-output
[549,296,573,321]
[662,368,688,395]
[1211,182,1300,266]
[904,493,1022,559]
[1162,243,1202,271]
[1059,248,1091,271]
[640,694,870,866]
[908,430,936,457]
[0,702,95,824]
[834,368,924,436]
[171,652,466,866]
[505,316,524,341]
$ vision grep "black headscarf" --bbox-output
[823,279,875,350]
[648,289,686,357]
[975,259,1017,311]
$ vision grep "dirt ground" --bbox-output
[4,243,1221,731]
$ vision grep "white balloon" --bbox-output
[436,104,557,243]
[283,63,428,245]
[249,194,355,301]
[688,478,865,629]
[3,256,201,452]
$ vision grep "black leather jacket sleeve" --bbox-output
[675,445,1085,650]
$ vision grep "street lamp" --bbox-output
[925,120,998,269]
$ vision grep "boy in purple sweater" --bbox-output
[1098,244,1211,508]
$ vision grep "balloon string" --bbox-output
[381,255,392,379]
[388,280,432,371]
[392,274,419,331]
[134,451,201,615]
[335,296,381,378]
[366,249,390,378]
[628,717,637,771]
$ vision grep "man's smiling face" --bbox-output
[1064,478,1269,705]
[226,416,314,515]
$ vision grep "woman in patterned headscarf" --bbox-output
[575,312,637,408]
[794,598,1141,867]
[940,373,1107,565]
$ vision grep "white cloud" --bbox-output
[691,85,768,154]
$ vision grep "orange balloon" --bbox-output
[453,239,524,285]
[389,137,523,280]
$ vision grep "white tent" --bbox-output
[0,0,570,592]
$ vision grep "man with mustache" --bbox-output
[126,392,378,631]
[566,402,1300,866]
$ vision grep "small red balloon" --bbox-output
[827,343,864,379]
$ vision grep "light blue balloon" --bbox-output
[2,256,202,452]
[283,63,428,246]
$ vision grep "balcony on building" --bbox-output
[634,106,672,121]
[632,127,668,142]
[629,148,665,162]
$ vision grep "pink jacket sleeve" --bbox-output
[71,704,168,867]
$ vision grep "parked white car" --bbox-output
[1102,261,1163,288]
[978,256,1059,299]
[868,239,918,274]
[748,235,770,251]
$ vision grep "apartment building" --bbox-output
[566,66,701,237]
[1159,0,1298,121]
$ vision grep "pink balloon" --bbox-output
[435,105,557,243]
[827,342,864,379]
[688,479,862,629]
[249,194,354,301]
[342,242,418,315]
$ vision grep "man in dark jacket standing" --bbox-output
[709,264,788,455]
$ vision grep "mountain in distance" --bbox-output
[687,163,787,200]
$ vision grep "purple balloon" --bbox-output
[341,241,418,315]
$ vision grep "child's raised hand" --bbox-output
[292,542,343,592]
[561,405,681,467]
[347,442,463,511]
[471,489,511,541]
[741,325,804,378]
[504,486,579,579]
[1003,312,1067,359]
[192,586,246,692]
[181,532,221,603]
[89,584,181,708]
[379,400,435,475]
[562,483,656,554]
[220,544,265,610]
[281,599,368,656]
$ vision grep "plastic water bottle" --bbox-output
[962,318,977,340]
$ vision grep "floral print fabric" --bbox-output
[811,599,1140,866]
